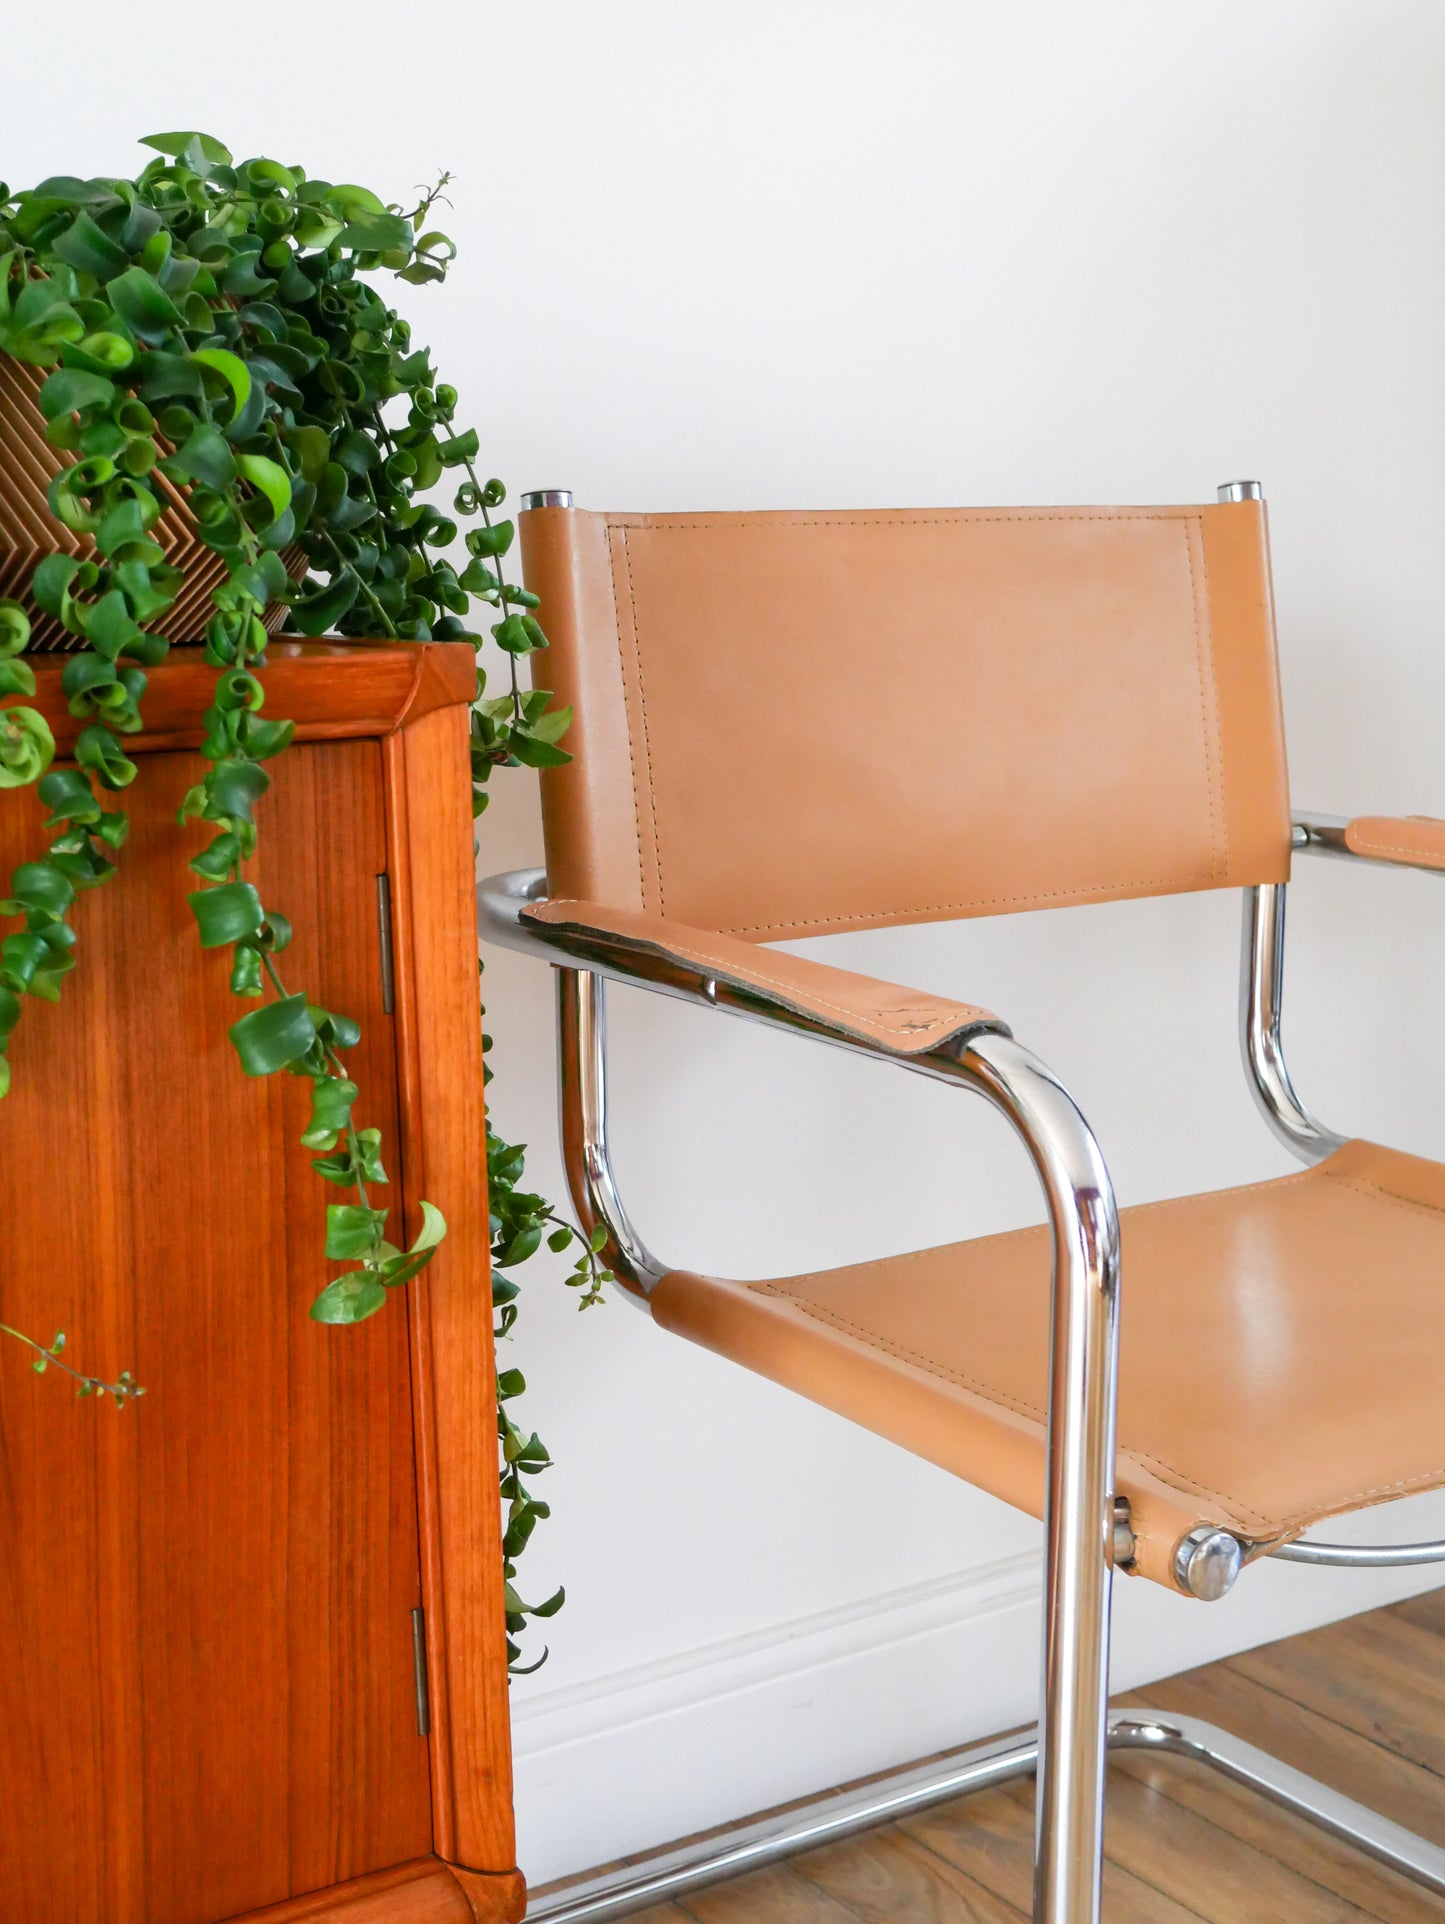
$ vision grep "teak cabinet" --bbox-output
[0,643,523,1924]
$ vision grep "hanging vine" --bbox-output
[0,132,607,1666]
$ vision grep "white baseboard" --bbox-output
[513,1549,1042,1886]
[513,1494,1445,1889]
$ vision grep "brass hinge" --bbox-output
[376,874,395,1016]
[412,1606,431,1737]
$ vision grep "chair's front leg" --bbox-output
[960,1033,1122,1924]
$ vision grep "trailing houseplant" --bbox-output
[0,132,606,1668]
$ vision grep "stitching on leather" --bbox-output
[749,1280,1051,1424]
[617,529,667,915]
[607,513,1201,529]
[1349,831,1445,864]
[1187,515,1229,880]
[1321,1168,1445,1224]
[605,528,649,908]
[528,903,989,1037]
[719,873,1219,937]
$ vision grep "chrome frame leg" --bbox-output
[962,1034,1121,1924]
[525,1711,1445,1923]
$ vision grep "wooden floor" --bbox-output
[627,1590,1445,1922]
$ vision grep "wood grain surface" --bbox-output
[0,640,517,1922]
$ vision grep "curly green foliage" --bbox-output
[0,131,607,1665]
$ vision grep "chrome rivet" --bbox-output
[521,489,574,511]
[1216,479,1263,503]
[1174,1527,1244,1600]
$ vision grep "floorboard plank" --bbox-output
[1229,1610,1445,1781]
[1391,1588,1445,1639]
[678,1862,866,1924]
[898,1780,1207,1922]
[791,1824,1025,1923]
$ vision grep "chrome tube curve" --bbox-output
[526,1704,1445,1921]
[481,871,1122,1921]
[557,967,667,1300]
[962,1033,1120,1924]
[1239,884,1346,1165]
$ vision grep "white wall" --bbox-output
[10,0,1445,1888]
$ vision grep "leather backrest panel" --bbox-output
[520,502,1292,940]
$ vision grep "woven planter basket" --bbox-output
[0,354,304,652]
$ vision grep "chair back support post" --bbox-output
[556,965,667,1300]
[959,1033,1121,1924]
[1238,883,1345,1164]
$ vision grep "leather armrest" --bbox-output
[520,898,1007,1056]
[1343,816,1445,870]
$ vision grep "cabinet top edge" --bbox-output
[25,638,477,757]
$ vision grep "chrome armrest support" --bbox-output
[1294,808,1445,872]
[482,870,1125,1882]
[1291,809,1351,860]
[1239,883,1346,1166]
[1267,1535,1445,1569]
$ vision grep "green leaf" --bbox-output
[0,660,36,699]
[7,860,74,914]
[410,1199,447,1254]
[74,723,137,790]
[310,1273,388,1325]
[300,1076,359,1151]
[38,367,116,420]
[437,427,480,468]
[206,757,270,826]
[324,1202,388,1260]
[188,830,241,879]
[141,130,234,165]
[236,453,292,525]
[51,211,130,282]
[229,992,316,1075]
[287,572,359,638]
[188,881,264,948]
[467,519,514,559]
[37,768,99,826]
[0,930,51,991]
[190,348,252,420]
[160,422,236,494]
[509,730,571,769]
[0,600,31,659]
[230,944,263,997]
[0,709,56,788]
[106,266,184,344]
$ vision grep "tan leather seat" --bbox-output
[653,1138,1445,1589]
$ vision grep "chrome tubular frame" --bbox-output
[525,1707,1445,1923]
[1238,881,1345,1165]
[483,800,1445,1919]
[1235,820,1445,1573]
[482,867,1120,1923]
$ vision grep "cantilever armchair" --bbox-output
[482,486,1445,1924]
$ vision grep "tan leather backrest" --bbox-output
[519,503,1292,941]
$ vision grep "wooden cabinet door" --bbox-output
[0,736,433,1922]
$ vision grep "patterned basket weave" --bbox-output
[0,355,304,652]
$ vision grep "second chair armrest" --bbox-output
[520,897,1007,1055]
[1343,815,1445,870]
